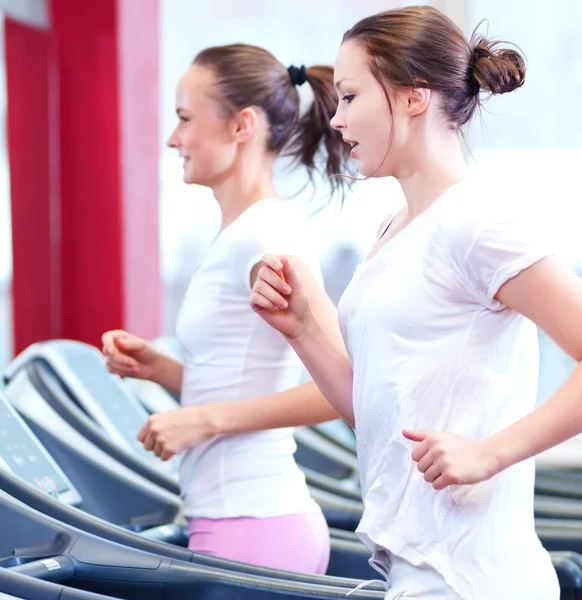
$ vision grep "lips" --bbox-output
[343,138,359,158]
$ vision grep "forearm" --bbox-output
[151,354,184,396]
[249,254,354,425]
[289,314,355,426]
[208,379,341,436]
[485,360,582,473]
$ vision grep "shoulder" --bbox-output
[433,181,553,307]
[435,181,526,260]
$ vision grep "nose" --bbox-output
[167,127,179,149]
[330,108,344,131]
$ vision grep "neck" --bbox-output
[212,153,278,232]
[395,132,469,222]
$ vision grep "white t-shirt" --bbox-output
[338,181,559,600]
[176,198,321,519]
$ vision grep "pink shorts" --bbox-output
[187,511,330,574]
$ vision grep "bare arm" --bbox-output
[484,256,582,469]
[150,354,184,396]
[208,379,341,435]
[288,312,355,427]
[251,255,355,426]
[406,256,582,489]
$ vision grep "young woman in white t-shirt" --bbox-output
[249,7,582,599]
[101,44,352,574]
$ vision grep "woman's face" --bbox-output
[331,40,410,179]
[167,65,238,187]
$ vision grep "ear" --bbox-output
[231,106,259,143]
[406,87,431,117]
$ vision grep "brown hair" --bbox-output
[193,44,352,195]
[343,6,526,128]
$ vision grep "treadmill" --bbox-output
[0,488,384,600]
[4,351,582,596]
[0,376,376,582]
[0,487,580,600]
[4,341,180,494]
[3,341,364,530]
[7,341,582,524]
[27,340,582,518]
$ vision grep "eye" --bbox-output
[179,116,190,124]
[342,94,355,104]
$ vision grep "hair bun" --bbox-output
[469,36,526,95]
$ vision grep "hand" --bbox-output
[137,406,215,461]
[250,255,313,339]
[101,330,161,380]
[403,430,500,490]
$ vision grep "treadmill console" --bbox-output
[0,390,82,506]
[53,344,179,476]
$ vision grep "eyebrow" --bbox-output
[334,78,356,91]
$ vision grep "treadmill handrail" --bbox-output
[9,556,73,583]
[0,491,384,598]
[0,466,380,589]
[0,569,119,599]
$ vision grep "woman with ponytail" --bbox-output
[101,43,352,573]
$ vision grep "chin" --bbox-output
[184,173,211,188]
[358,162,379,178]
[182,170,197,185]
[359,158,393,179]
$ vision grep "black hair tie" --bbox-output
[288,65,307,87]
